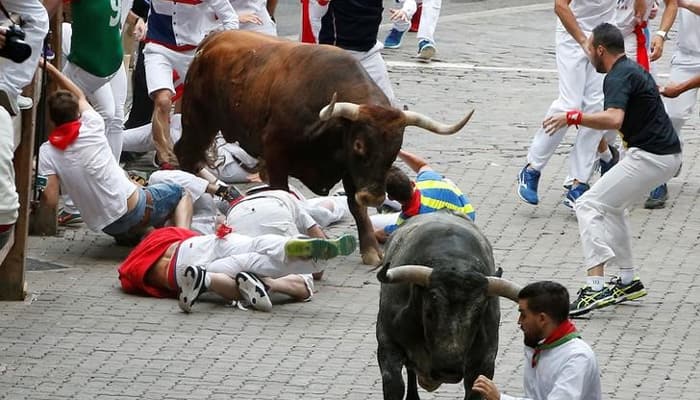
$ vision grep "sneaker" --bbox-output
[284,234,357,260]
[598,145,619,176]
[517,165,540,205]
[563,182,590,209]
[569,286,614,317]
[236,271,272,312]
[0,88,19,116]
[417,39,436,60]
[177,265,208,313]
[409,4,422,32]
[58,210,83,226]
[384,28,406,49]
[604,277,647,304]
[644,183,668,209]
[17,95,33,110]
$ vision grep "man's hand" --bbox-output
[543,112,569,135]
[650,35,664,61]
[239,13,263,25]
[659,82,684,98]
[132,17,147,41]
[0,26,6,49]
[389,8,409,22]
[374,229,389,244]
[472,375,500,400]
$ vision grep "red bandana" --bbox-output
[215,224,234,238]
[634,22,650,71]
[531,319,581,368]
[49,120,81,150]
[402,189,422,217]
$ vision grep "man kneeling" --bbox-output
[118,227,356,312]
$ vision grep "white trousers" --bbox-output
[0,107,18,225]
[416,0,440,44]
[346,41,396,106]
[226,196,305,237]
[303,196,349,228]
[0,0,49,98]
[575,147,681,272]
[663,50,700,135]
[527,34,609,184]
[176,233,318,278]
[148,169,216,235]
[123,114,183,152]
[63,62,127,161]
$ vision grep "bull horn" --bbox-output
[319,93,361,121]
[385,265,433,287]
[486,277,522,303]
[403,109,474,135]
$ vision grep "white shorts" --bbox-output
[143,42,193,96]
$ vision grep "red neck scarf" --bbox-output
[49,120,81,150]
[633,21,650,71]
[531,319,580,368]
[402,189,422,217]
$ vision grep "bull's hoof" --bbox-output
[361,248,383,266]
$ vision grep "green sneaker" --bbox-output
[284,234,357,260]
[605,277,647,304]
[569,286,614,317]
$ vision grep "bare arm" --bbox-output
[207,0,239,29]
[398,149,432,173]
[554,0,588,49]
[661,74,700,97]
[42,61,92,113]
[679,0,700,14]
[543,108,625,133]
[650,0,678,61]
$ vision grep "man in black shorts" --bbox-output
[542,23,682,317]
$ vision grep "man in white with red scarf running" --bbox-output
[472,281,601,400]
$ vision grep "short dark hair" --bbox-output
[48,90,79,125]
[592,22,625,55]
[385,166,413,202]
[518,281,570,323]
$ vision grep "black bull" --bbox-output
[175,30,473,265]
[376,211,521,399]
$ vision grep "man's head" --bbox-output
[385,166,414,203]
[48,90,80,126]
[517,281,570,347]
[588,22,625,73]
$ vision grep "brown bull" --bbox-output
[175,30,473,265]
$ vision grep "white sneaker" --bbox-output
[17,95,32,110]
[236,272,272,312]
[177,265,208,313]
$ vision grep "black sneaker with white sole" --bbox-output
[236,272,272,312]
[177,265,208,313]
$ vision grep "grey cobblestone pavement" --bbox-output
[2,1,700,399]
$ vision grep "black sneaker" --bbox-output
[177,265,208,313]
[569,286,614,317]
[605,277,647,304]
[599,145,619,176]
[236,272,272,312]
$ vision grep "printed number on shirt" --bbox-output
[109,0,122,28]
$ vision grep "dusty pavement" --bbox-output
[1,1,699,399]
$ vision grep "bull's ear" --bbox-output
[495,267,503,278]
[376,262,391,283]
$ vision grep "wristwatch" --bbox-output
[655,30,669,41]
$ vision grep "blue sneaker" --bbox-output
[563,182,590,209]
[644,183,668,209]
[517,166,540,205]
[417,39,436,60]
[599,145,619,176]
[384,28,405,49]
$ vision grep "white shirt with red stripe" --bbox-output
[146,0,239,51]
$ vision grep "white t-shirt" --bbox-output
[557,0,616,35]
[39,110,137,231]
[614,0,654,37]
[501,338,602,400]
[677,9,700,56]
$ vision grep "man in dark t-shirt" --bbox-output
[542,23,682,317]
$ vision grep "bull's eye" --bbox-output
[353,139,365,156]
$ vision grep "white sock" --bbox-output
[587,276,605,291]
[619,269,635,285]
[599,148,613,163]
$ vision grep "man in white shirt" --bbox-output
[38,60,193,245]
[472,281,601,400]
[516,0,616,209]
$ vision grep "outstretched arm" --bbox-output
[679,0,700,14]
[661,74,700,97]
[398,149,432,173]
[42,60,92,113]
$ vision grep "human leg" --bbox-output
[416,0,441,59]
[350,43,396,105]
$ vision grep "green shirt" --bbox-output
[67,0,124,78]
